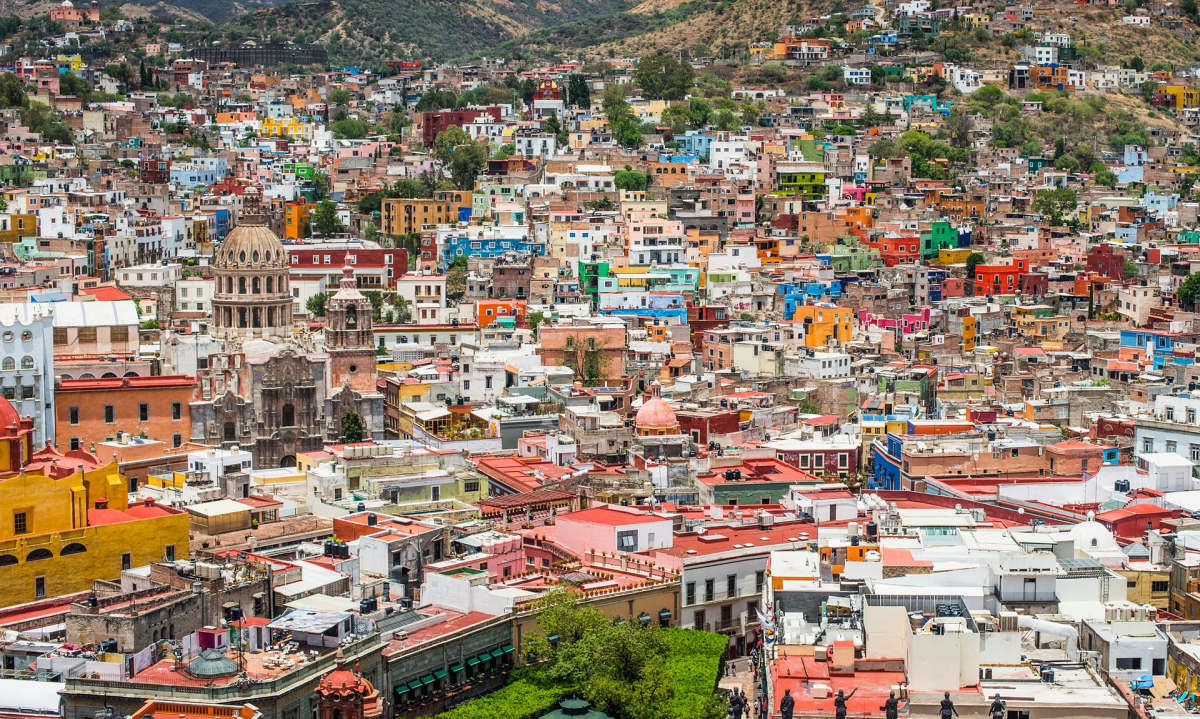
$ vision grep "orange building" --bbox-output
[284,200,313,240]
[476,299,526,328]
[55,375,196,452]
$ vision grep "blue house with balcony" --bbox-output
[441,233,545,264]
[676,131,714,157]
[1121,329,1178,355]
[872,433,905,490]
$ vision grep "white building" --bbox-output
[117,262,182,288]
[513,132,557,159]
[0,303,55,448]
[843,67,873,86]
[175,278,214,314]
[1117,284,1160,326]
[789,349,852,379]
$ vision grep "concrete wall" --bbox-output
[863,604,908,659]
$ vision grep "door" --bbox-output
[1024,577,1037,601]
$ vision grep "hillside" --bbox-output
[214,0,638,63]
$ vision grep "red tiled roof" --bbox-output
[558,505,667,527]
[57,375,196,391]
[81,286,133,301]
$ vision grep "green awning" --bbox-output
[490,648,504,659]
[467,657,480,667]
[547,634,560,643]
[407,680,423,691]
[638,613,651,625]
[434,669,448,679]
[450,663,464,673]
[395,685,409,696]
[501,644,514,654]
[659,610,672,619]
[420,674,435,686]
[477,652,492,663]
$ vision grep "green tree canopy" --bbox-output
[313,200,343,237]
[331,118,368,139]
[340,411,364,443]
[306,292,328,317]
[614,166,650,192]
[567,73,590,108]
[632,52,695,101]
[1179,272,1200,310]
[965,252,986,277]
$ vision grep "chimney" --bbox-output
[94,497,108,509]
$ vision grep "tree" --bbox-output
[139,319,160,330]
[313,200,342,237]
[965,252,986,277]
[870,65,887,86]
[614,165,650,192]
[602,85,631,121]
[1179,272,1200,310]
[1095,168,1119,189]
[0,73,27,109]
[528,311,545,339]
[340,412,364,443]
[446,255,468,298]
[1141,80,1159,103]
[448,141,488,190]
[434,125,471,162]
[632,52,694,100]
[1054,154,1080,173]
[331,118,368,139]
[1124,259,1140,277]
[688,97,713,127]
[1129,56,1145,72]
[1033,187,1078,218]
[567,73,590,108]
[714,109,738,131]
[868,139,899,159]
[393,293,412,324]
[329,88,351,105]
[306,292,329,317]
[311,172,332,202]
[611,115,642,149]
[103,63,131,86]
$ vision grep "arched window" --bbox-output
[60,543,87,556]
[26,549,52,562]
[223,422,236,442]
[79,373,95,379]
[252,277,261,294]
[101,372,117,378]
[252,308,262,328]
[266,276,274,293]
[238,308,247,328]
[282,404,295,427]
[1,357,14,370]
[278,275,285,292]
[20,356,33,369]
[345,304,357,329]
[225,276,233,294]
[267,307,276,326]
[123,372,138,377]
[0,554,17,566]
[238,277,247,294]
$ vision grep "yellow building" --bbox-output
[0,454,190,607]
[1162,86,1200,110]
[260,117,313,142]
[1118,567,1170,610]
[962,315,977,353]
[56,54,84,72]
[789,305,853,348]
[937,248,974,266]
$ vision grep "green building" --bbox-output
[579,260,610,307]
[775,162,827,200]
[828,237,882,272]
[921,221,958,258]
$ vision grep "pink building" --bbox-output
[555,505,674,555]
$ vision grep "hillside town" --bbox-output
[6,1,1200,719]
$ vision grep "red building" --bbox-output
[287,247,408,289]
[676,408,740,445]
[974,258,1027,297]
[1019,272,1049,297]
[941,277,967,298]
[1095,503,1177,541]
[686,304,730,358]
[138,158,171,184]
[1087,244,1126,280]
[421,107,503,147]
[876,235,921,266]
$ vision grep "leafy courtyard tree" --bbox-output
[567,73,590,108]
[313,200,342,237]
[306,292,328,317]
[633,52,694,101]
[340,412,364,443]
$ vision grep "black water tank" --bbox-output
[357,502,366,512]
[866,521,878,539]
[367,513,378,526]
[850,535,860,546]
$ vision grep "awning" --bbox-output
[659,610,672,619]
[467,657,480,667]
[450,663,464,673]
[501,644,514,655]
[434,669,448,680]
[420,674,435,686]
[407,680,423,691]
[638,613,651,625]
[490,648,504,659]
[547,634,560,644]
[395,685,409,696]
[477,652,492,663]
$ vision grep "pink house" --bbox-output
[555,505,674,555]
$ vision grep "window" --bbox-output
[755,571,765,593]
[686,582,695,605]
[485,376,492,389]
[464,481,479,493]
[616,530,638,551]
[172,402,181,420]
[704,578,715,602]
[13,512,26,535]
[53,328,68,345]
[1144,438,1154,453]
[69,406,79,425]
[164,545,176,562]
[693,610,705,629]
[121,553,132,570]
[431,486,441,501]
[104,405,114,423]
[173,434,182,448]
[34,577,44,599]
[78,328,97,344]
[814,454,824,469]
[69,437,79,451]
[1115,657,1142,670]
[727,574,736,597]
[1153,581,1170,592]
[139,403,149,422]
[1167,441,1178,454]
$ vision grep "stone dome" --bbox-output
[213,187,288,271]
[635,381,678,436]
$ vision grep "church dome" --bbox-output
[1070,511,1118,552]
[213,187,288,271]
[635,381,678,436]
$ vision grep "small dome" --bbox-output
[0,396,19,429]
[213,187,288,271]
[635,381,678,434]
[185,649,238,678]
[1070,514,1118,552]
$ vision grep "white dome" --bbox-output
[1070,516,1118,552]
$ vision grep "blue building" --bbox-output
[1120,329,1177,354]
[676,131,714,157]
[441,232,546,264]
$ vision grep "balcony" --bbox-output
[714,618,742,634]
